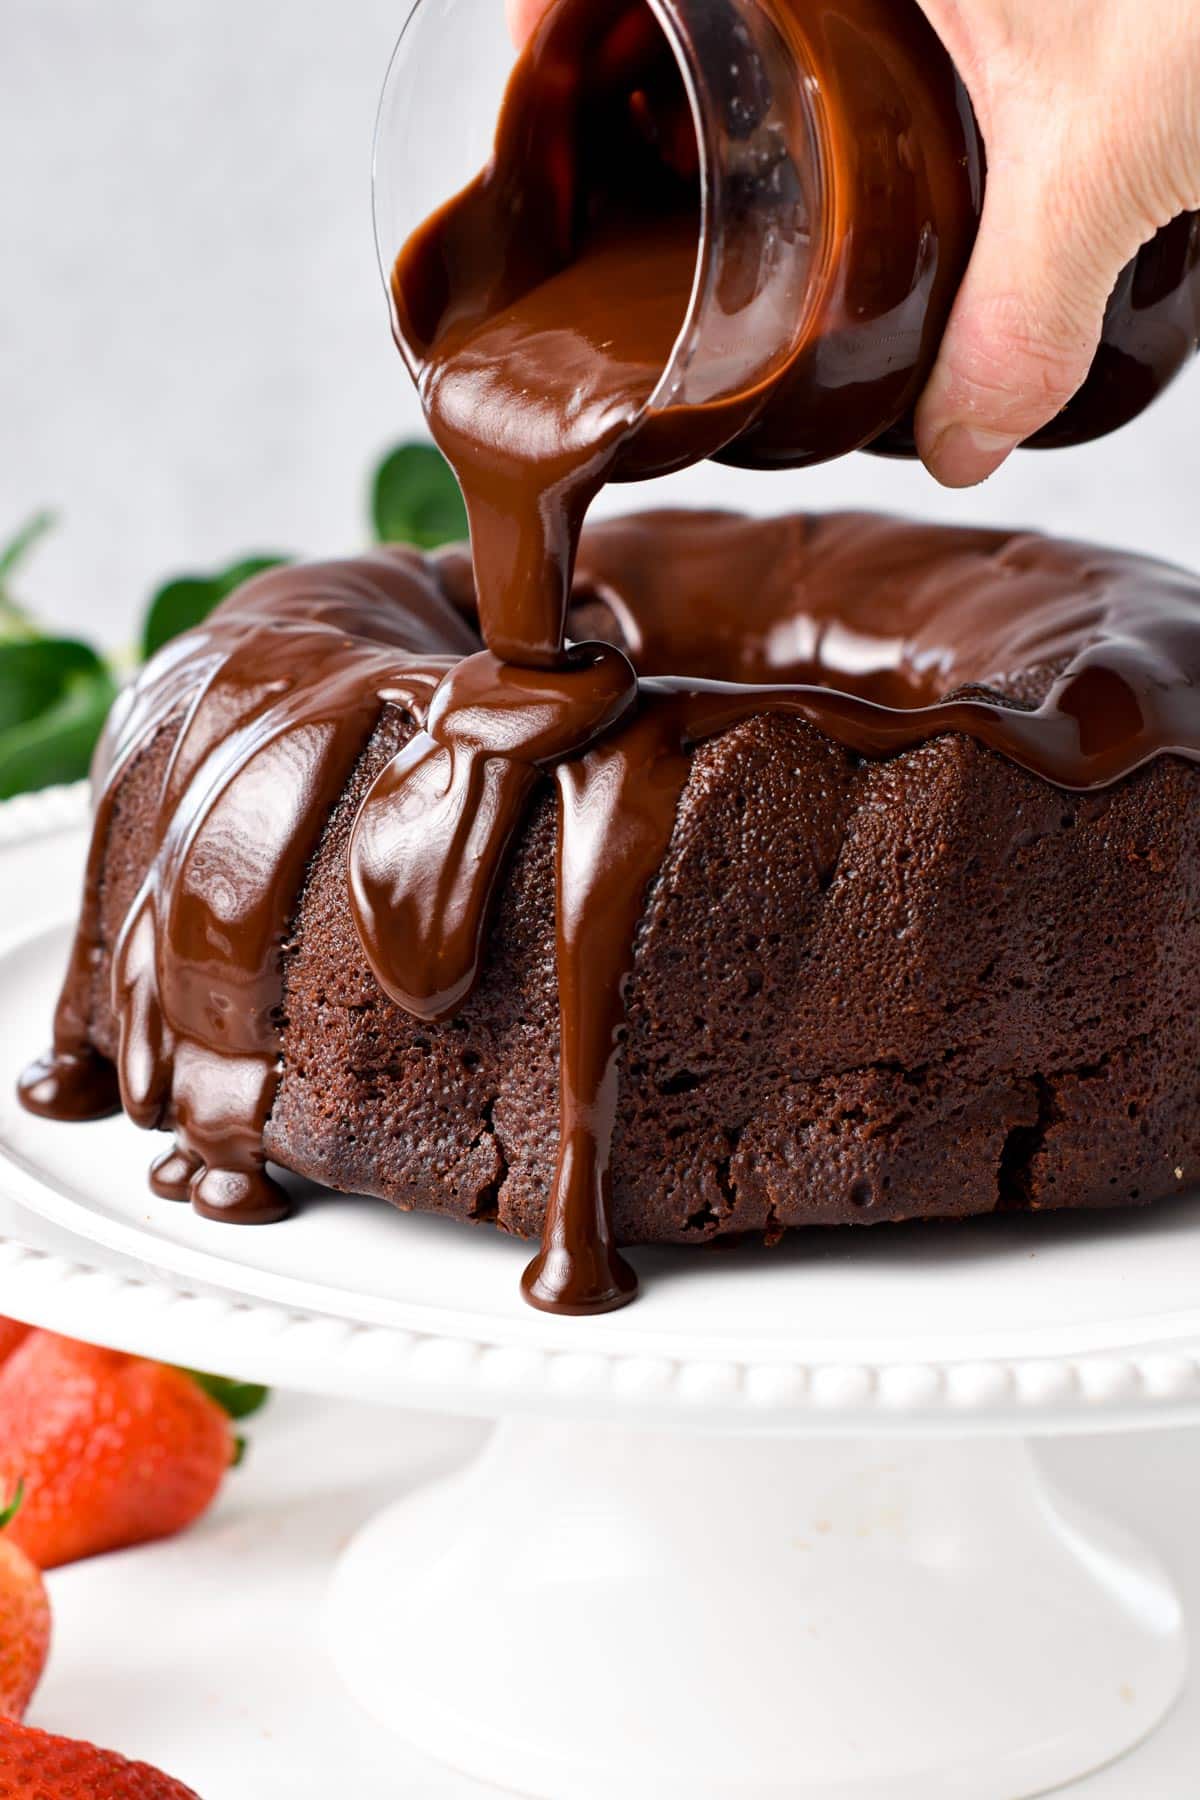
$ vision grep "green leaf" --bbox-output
[371,443,468,549]
[0,521,116,799]
[0,511,56,639]
[0,659,117,800]
[0,511,55,587]
[183,1370,271,1421]
[0,637,108,734]
[142,577,219,659]
[142,555,290,660]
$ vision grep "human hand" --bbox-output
[913,0,1200,485]
[506,0,546,41]
[507,0,1200,488]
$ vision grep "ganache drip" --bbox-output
[18,510,1200,1312]
[25,0,1200,1315]
[19,550,472,1222]
[372,0,1200,1311]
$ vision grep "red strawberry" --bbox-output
[0,1716,200,1797]
[0,1334,234,1569]
[0,1322,29,1368]
[0,1492,49,1720]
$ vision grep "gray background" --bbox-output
[2,0,1197,641]
[3,11,1200,1798]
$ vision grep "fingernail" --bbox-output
[925,424,1016,489]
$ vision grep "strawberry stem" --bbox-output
[0,1480,26,1533]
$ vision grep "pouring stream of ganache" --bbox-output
[370,3,1200,1312]
[19,0,1200,1318]
[18,517,1200,1315]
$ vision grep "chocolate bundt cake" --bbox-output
[19,510,1200,1310]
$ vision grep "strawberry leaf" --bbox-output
[182,1371,270,1421]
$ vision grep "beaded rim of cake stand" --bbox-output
[0,779,90,847]
[4,783,1200,1431]
[1,1230,1200,1431]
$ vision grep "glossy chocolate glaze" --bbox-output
[19,551,474,1222]
[376,0,1199,1312]
[393,0,1198,493]
[19,0,1200,1312]
[21,512,1200,1313]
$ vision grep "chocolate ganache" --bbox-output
[20,512,1200,1312]
[18,0,1200,1312]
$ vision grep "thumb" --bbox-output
[506,0,547,45]
[915,154,1122,488]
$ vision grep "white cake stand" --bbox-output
[1,789,1198,1798]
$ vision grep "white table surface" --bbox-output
[17,1393,1199,1798]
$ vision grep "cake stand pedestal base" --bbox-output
[328,1418,1185,1799]
[2,804,1196,1796]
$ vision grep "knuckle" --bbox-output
[948,289,1097,423]
[1065,21,1200,228]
